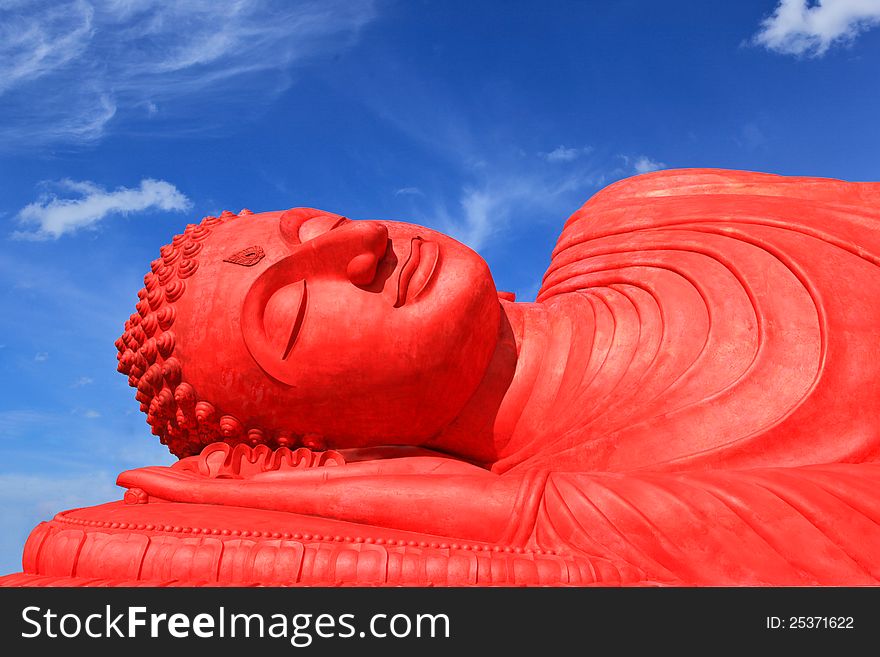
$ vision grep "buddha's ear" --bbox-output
[279,207,344,247]
[497,290,516,302]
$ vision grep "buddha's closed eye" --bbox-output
[263,280,308,361]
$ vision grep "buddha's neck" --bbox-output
[430,297,598,468]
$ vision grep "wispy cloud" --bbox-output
[71,376,94,387]
[0,471,120,575]
[737,122,768,151]
[332,57,637,254]
[394,187,424,197]
[0,0,377,147]
[540,145,593,163]
[0,0,93,95]
[633,155,666,174]
[0,247,139,341]
[429,168,603,252]
[0,472,119,517]
[0,404,177,574]
[33,352,48,362]
[753,0,880,56]
[0,408,176,469]
[13,178,191,240]
[358,91,608,251]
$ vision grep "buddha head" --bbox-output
[115,208,501,457]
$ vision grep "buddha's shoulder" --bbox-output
[555,168,880,243]
[580,167,879,210]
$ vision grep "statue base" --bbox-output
[0,499,645,586]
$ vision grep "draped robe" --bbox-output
[502,169,880,584]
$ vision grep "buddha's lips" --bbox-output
[395,237,438,307]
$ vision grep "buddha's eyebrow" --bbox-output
[224,245,266,266]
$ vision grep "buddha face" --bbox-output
[171,208,501,448]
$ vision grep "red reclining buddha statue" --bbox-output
[4,167,880,586]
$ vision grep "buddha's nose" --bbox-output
[345,221,389,285]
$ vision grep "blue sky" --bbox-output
[2,0,880,574]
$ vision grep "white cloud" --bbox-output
[71,376,94,387]
[457,188,498,251]
[632,155,666,174]
[434,170,596,252]
[394,187,424,196]
[330,56,631,254]
[14,178,191,240]
[33,352,48,362]
[71,407,103,419]
[541,145,593,163]
[0,0,377,147]
[753,0,880,56]
[738,122,768,150]
[515,280,543,304]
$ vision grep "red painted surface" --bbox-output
[6,168,880,586]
